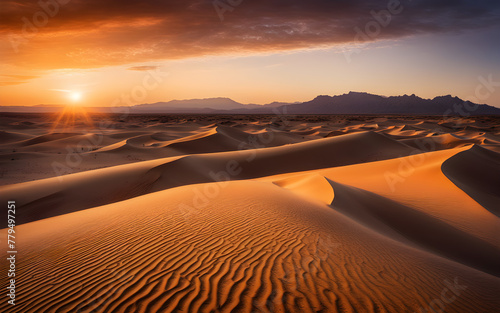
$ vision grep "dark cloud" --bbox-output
[0,0,499,68]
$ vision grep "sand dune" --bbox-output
[273,174,335,205]
[0,131,417,226]
[327,179,500,277]
[401,133,484,150]
[261,146,500,248]
[0,113,499,312]
[13,132,81,147]
[0,130,34,143]
[159,126,305,154]
[442,145,500,217]
[1,181,499,313]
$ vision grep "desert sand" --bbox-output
[0,112,499,312]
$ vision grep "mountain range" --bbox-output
[1,92,499,115]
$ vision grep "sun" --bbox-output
[52,91,93,132]
[69,91,82,103]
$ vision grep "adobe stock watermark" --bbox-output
[344,0,405,63]
[50,68,169,180]
[443,74,500,117]
[414,277,467,313]
[213,0,243,22]
[385,74,499,192]
[9,0,73,53]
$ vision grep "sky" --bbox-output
[0,0,499,107]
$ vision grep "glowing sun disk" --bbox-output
[70,92,82,102]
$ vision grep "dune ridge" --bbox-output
[442,145,500,217]
[0,131,416,227]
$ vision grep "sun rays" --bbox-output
[50,104,95,133]
[46,89,95,132]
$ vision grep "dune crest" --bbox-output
[273,174,335,205]
[442,145,500,217]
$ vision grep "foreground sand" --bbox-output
[0,113,499,312]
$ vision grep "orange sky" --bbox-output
[1,0,499,107]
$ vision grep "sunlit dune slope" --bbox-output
[1,181,499,313]
[260,146,500,251]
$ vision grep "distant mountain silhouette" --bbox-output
[2,92,499,115]
[280,92,500,115]
[128,92,500,115]
[136,98,253,111]
[133,98,291,113]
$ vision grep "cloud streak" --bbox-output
[127,65,160,71]
[0,81,26,86]
[0,74,39,87]
[1,0,499,69]
[1,75,40,80]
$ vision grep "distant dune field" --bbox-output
[0,113,499,313]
